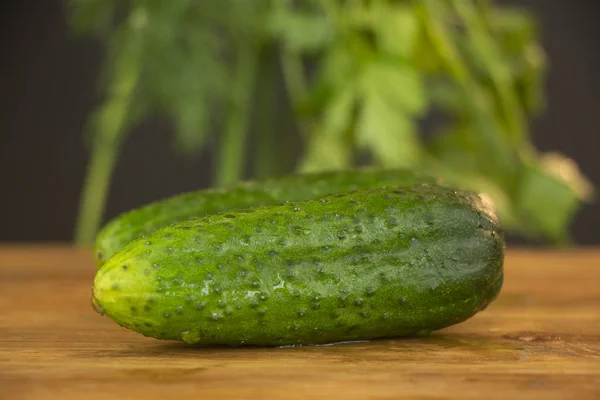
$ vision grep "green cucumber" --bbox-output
[92,183,504,346]
[94,168,437,267]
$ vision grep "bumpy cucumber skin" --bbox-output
[93,184,504,346]
[94,169,437,267]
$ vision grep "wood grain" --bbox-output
[1,245,599,400]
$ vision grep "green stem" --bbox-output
[419,0,519,188]
[215,44,260,186]
[74,31,141,245]
[74,95,135,245]
[74,142,120,246]
[277,0,309,105]
[280,48,308,107]
[419,0,469,85]
[420,0,492,135]
[274,0,314,145]
[254,45,279,180]
[451,0,528,150]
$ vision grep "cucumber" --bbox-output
[94,168,437,267]
[92,183,504,346]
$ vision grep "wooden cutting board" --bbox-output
[1,246,599,399]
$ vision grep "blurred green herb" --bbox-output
[69,0,593,246]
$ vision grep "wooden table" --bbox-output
[1,246,599,399]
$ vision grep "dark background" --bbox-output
[1,0,599,244]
